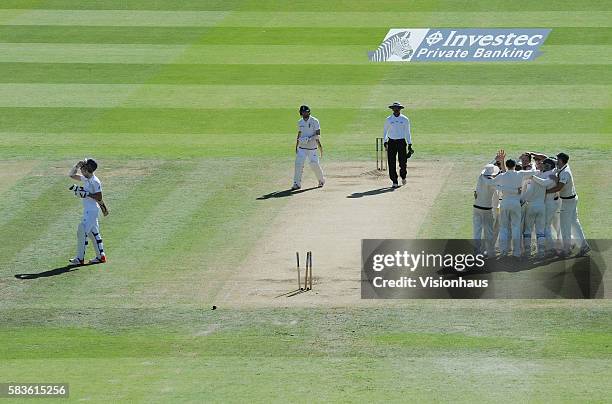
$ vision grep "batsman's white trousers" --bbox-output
[544,198,561,252]
[293,148,324,187]
[499,200,522,257]
[560,197,587,253]
[76,209,101,260]
[523,202,546,256]
[472,207,494,256]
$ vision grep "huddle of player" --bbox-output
[473,149,590,260]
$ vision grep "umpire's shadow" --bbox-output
[15,264,84,279]
[257,186,319,200]
[347,186,396,198]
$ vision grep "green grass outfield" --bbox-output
[0,1,611,402]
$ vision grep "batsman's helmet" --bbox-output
[84,158,98,172]
[299,105,310,114]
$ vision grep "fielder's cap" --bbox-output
[481,164,499,176]
[84,158,98,172]
[388,101,404,109]
[506,159,517,168]
[299,105,310,113]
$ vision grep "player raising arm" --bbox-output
[67,158,108,266]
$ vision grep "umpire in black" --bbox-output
[383,102,413,188]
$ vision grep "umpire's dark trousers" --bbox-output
[386,138,407,183]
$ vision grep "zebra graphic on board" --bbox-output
[368,31,414,62]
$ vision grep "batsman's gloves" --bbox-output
[407,147,415,158]
[69,184,89,198]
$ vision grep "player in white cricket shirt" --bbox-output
[493,150,535,257]
[68,158,108,266]
[527,154,562,256]
[518,152,534,252]
[546,152,590,256]
[520,160,556,258]
[473,163,500,258]
[292,105,325,190]
[383,102,413,188]
[491,160,503,251]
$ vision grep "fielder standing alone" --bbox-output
[292,105,325,190]
[383,102,413,188]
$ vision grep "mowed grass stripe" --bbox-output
[0,26,609,45]
[3,132,607,161]
[1,84,609,109]
[1,63,610,85]
[2,10,611,27]
[175,44,612,65]
[1,44,610,65]
[0,161,64,228]
[0,43,189,64]
[219,11,612,28]
[3,10,228,27]
[2,0,610,12]
[0,108,607,134]
[9,133,611,161]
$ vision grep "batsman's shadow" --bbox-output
[257,186,319,200]
[347,187,396,198]
[15,264,86,279]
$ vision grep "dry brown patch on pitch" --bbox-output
[218,160,452,308]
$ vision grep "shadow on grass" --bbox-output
[481,255,569,274]
[257,186,319,200]
[347,186,396,198]
[14,262,101,279]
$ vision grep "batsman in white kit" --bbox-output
[292,105,325,190]
[67,158,109,266]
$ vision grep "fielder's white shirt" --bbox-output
[474,175,497,208]
[494,170,532,204]
[297,116,320,149]
[557,164,576,198]
[544,168,559,202]
[524,171,555,205]
[383,113,411,143]
[82,175,102,211]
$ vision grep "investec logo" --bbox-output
[368,28,551,62]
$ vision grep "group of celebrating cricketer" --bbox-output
[473,149,590,260]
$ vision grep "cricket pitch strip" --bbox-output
[218,160,452,308]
